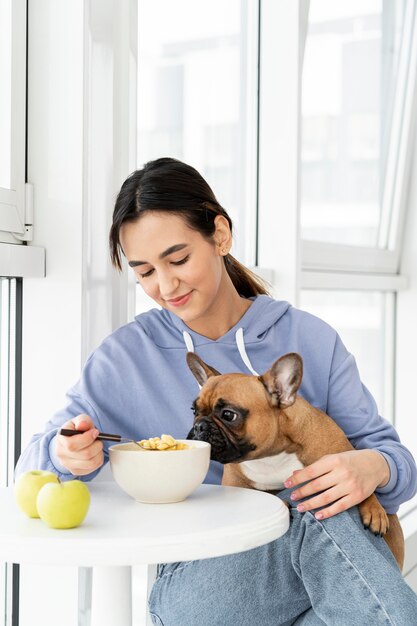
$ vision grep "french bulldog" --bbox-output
[186,351,404,570]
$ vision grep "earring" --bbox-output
[221,247,228,255]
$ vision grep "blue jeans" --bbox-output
[148,488,417,625]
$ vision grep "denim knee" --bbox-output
[148,540,311,626]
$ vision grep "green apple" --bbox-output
[36,479,90,529]
[14,470,60,518]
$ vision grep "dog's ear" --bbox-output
[186,352,221,386]
[259,353,303,408]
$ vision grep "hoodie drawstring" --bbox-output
[183,331,194,352]
[183,331,201,389]
[182,328,259,377]
[235,328,259,375]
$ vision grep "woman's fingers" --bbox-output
[289,471,335,502]
[72,414,95,430]
[312,495,355,521]
[284,454,337,489]
[286,450,384,520]
[64,448,104,476]
[62,428,100,452]
[56,414,103,474]
[295,485,349,514]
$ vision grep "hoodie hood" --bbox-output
[135,295,291,348]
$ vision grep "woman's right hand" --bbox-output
[55,414,104,476]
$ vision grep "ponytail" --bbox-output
[224,255,270,297]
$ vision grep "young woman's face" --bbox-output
[119,212,229,327]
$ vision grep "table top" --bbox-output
[0,482,289,567]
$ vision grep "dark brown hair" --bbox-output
[109,157,270,297]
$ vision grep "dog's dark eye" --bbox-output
[191,405,198,416]
[221,409,239,422]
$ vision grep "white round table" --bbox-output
[0,481,290,625]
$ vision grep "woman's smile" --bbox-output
[165,291,194,307]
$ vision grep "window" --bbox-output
[299,289,395,420]
[136,0,259,313]
[0,0,28,245]
[301,0,407,248]
[0,0,12,190]
[299,1,417,425]
[300,0,417,277]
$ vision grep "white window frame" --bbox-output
[257,0,307,305]
[0,0,45,277]
[0,0,27,244]
[301,0,417,277]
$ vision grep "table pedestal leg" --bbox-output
[78,567,93,626]
[91,566,132,626]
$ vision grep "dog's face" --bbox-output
[186,352,303,464]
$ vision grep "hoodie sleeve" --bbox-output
[14,390,104,482]
[326,334,417,514]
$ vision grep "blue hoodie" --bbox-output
[15,295,417,514]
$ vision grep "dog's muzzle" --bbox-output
[186,417,252,464]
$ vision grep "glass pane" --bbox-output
[0,0,12,189]
[136,0,258,314]
[301,0,406,246]
[299,290,394,420]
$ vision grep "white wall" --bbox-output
[20,2,84,625]
[22,0,84,447]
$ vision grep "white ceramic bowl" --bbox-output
[109,440,211,503]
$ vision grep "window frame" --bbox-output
[0,0,27,244]
[0,278,22,487]
[300,0,417,275]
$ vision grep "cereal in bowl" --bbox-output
[138,434,190,450]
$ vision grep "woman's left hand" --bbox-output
[283,449,390,521]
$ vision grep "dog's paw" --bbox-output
[359,495,390,536]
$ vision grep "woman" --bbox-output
[16,157,417,625]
